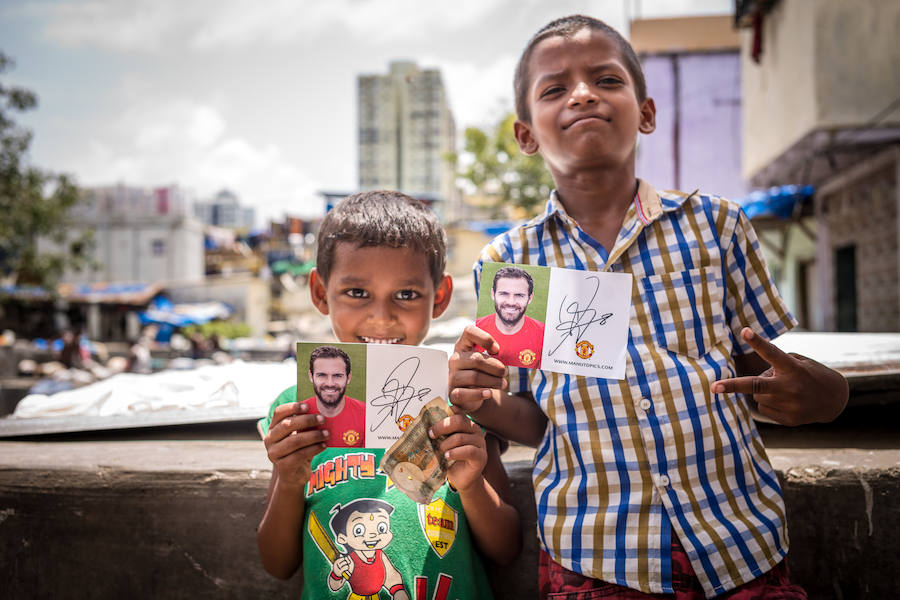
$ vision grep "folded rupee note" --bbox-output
[380,397,455,504]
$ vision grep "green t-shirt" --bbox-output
[261,387,496,600]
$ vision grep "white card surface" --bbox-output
[297,342,448,449]
[476,263,633,379]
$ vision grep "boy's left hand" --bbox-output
[711,327,848,426]
[429,414,487,493]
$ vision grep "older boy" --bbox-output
[257,191,521,600]
[449,15,847,600]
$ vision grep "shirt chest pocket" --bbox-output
[640,266,727,359]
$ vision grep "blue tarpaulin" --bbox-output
[138,296,233,329]
[737,184,814,220]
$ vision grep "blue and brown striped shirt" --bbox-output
[474,180,796,598]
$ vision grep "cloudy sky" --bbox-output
[1,0,730,225]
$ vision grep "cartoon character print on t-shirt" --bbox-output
[306,451,465,600]
[310,498,407,599]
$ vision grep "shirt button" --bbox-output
[639,398,652,411]
[657,474,670,488]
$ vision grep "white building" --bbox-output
[358,61,459,220]
[43,184,205,285]
[193,189,256,230]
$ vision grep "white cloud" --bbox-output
[31,0,509,52]
[33,0,200,52]
[190,0,504,49]
[433,54,519,130]
[66,99,321,224]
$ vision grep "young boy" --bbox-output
[257,190,521,600]
[449,15,848,600]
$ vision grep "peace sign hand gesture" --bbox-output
[711,328,848,426]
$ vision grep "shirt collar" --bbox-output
[538,179,665,226]
[537,179,692,227]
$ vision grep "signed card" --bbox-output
[476,262,632,379]
[297,342,448,449]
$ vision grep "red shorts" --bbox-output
[538,536,807,599]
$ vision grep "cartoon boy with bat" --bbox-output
[309,499,408,600]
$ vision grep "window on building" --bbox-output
[835,245,857,332]
[152,239,166,256]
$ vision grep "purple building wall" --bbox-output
[635,52,748,201]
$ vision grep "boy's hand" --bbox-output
[711,327,849,426]
[429,414,487,493]
[448,325,508,413]
[264,402,329,490]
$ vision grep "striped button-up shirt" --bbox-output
[474,180,796,598]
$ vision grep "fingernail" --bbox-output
[428,428,435,439]
[482,389,491,398]
[316,415,325,424]
[444,451,451,459]
[711,383,722,393]
[322,429,330,438]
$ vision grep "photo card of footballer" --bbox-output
[297,341,448,448]
[476,262,633,379]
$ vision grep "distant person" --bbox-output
[207,333,222,356]
[301,345,366,448]
[126,326,155,374]
[59,325,93,370]
[189,331,206,360]
[58,328,80,369]
[476,266,544,368]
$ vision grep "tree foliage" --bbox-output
[0,51,93,289]
[451,112,554,218]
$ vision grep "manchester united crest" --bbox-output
[575,340,594,359]
[396,414,414,431]
[342,429,361,446]
[518,348,537,366]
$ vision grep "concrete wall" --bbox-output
[1,441,898,599]
[815,148,900,332]
[637,51,748,200]
[740,0,900,180]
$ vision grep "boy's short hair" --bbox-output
[329,498,394,537]
[514,14,647,123]
[316,190,446,288]
[309,345,351,375]
[492,266,534,296]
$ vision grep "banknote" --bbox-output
[380,396,455,503]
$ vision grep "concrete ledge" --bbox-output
[1,442,898,599]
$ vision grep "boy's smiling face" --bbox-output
[514,28,656,178]
[310,243,452,346]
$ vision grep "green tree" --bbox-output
[450,112,554,218]
[0,51,93,289]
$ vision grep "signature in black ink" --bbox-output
[367,356,432,430]
[548,275,613,356]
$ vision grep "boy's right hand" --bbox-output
[448,325,508,414]
[264,401,329,490]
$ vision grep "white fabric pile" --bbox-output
[11,360,296,419]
